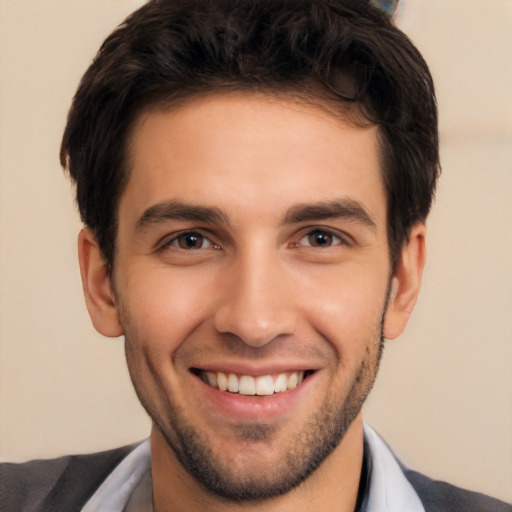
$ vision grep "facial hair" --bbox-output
[125,323,385,503]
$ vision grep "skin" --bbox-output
[78,93,426,511]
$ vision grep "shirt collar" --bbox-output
[363,424,425,512]
[81,439,151,512]
[82,424,424,512]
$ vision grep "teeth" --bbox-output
[256,375,274,396]
[239,375,256,395]
[217,372,228,391]
[227,373,239,393]
[201,370,306,395]
[205,372,217,387]
[274,373,288,393]
[288,372,298,389]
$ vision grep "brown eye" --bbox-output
[176,232,208,250]
[158,230,220,254]
[306,230,334,247]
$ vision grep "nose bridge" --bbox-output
[214,242,296,347]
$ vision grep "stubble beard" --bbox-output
[125,327,385,502]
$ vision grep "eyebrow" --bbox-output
[282,199,377,231]
[135,198,377,232]
[135,200,230,230]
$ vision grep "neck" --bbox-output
[150,413,365,512]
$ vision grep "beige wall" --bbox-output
[0,0,511,503]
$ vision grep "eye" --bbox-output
[162,231,216,251]
[299,229,343,248]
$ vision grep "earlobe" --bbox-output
[383,224,426,340]
[78,228,124,338]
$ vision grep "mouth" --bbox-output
[192,369,315,396]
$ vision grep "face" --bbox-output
[96,93,397,499]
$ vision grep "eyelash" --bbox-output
[158,230,220,252]
[297,228,348,248]
[157,226,351,254]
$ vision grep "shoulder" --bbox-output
[403,467,512,512]
[0,444,137,512]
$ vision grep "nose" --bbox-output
[213,248,298,348]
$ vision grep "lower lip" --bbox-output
[192,372,318,420]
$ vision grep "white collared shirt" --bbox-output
[81,424,425,512]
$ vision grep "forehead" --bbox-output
[120,93,385,230]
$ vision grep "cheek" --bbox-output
[300,264,388,351]
[116,264,217,353]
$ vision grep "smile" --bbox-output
[196,370,311,396]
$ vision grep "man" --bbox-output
[0,0,509,511]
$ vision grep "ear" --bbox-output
[383,223,426,340]
[78,228,124,337]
